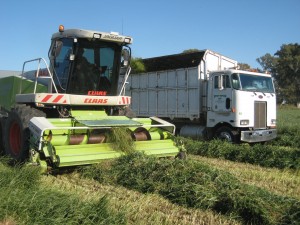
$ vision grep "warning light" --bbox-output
[59,25,64,32]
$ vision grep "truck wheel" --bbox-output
[215,126,237,143]
[3,105,44,162]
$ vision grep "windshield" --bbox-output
[232,73,275,93]
[51,37,123,95]
[68,39,122,95]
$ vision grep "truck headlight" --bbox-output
[240,120,249,125]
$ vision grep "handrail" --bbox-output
[119,66,131,96]
[20,58,58,94]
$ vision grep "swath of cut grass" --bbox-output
[181,138,300,170]
[0,160,126,225]
[46,172,241,225]
[192,155,300,200]
[80,152,300,225]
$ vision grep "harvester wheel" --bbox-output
[3,105,45,162]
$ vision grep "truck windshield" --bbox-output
[232,73,275,93]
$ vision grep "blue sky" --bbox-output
[1,0,299,70]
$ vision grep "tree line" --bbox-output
[257,43,300,107]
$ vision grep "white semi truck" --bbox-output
[124,50,277,143]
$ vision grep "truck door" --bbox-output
[211,74,232,112]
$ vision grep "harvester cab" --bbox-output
[49,25,130,97]
[0,25,180,172]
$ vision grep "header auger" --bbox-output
[0,25,180,172]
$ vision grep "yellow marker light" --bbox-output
[59,25,64,32]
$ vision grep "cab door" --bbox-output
[211,74,232,113]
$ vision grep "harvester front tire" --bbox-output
[3,105,44,162]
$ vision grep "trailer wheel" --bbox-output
[215,126,237,143]
[3,105,44,162]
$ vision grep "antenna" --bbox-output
[122,18,124,35]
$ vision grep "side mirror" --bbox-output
[121,49,130,67]
[53,40,63,57]
[69,54,75,61]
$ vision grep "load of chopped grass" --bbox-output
[79,152,300,225]
[0,160,126,225]
[181,138,300,170]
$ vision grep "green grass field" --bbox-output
[0,106,299,225]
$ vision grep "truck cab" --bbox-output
[207,70,277,142]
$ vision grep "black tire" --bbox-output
[215,126,238,143]
[3,105,45,161]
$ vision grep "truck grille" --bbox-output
[254,101,266,129]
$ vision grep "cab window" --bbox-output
[214,75,231,89]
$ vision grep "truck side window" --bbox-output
[223,75,230,88]
[214,76,219,89]
[214,75,231,89]
[232,74,240,89]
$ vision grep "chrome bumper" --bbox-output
[241,129,277,143]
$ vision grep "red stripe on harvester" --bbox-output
[52,95,64,103]
[41,95,52,102]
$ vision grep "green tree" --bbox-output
[257,43,300,106]
[130,57,146,73]
[256,53,278,73]
[275,44,300,106]
[238,63,251,70]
